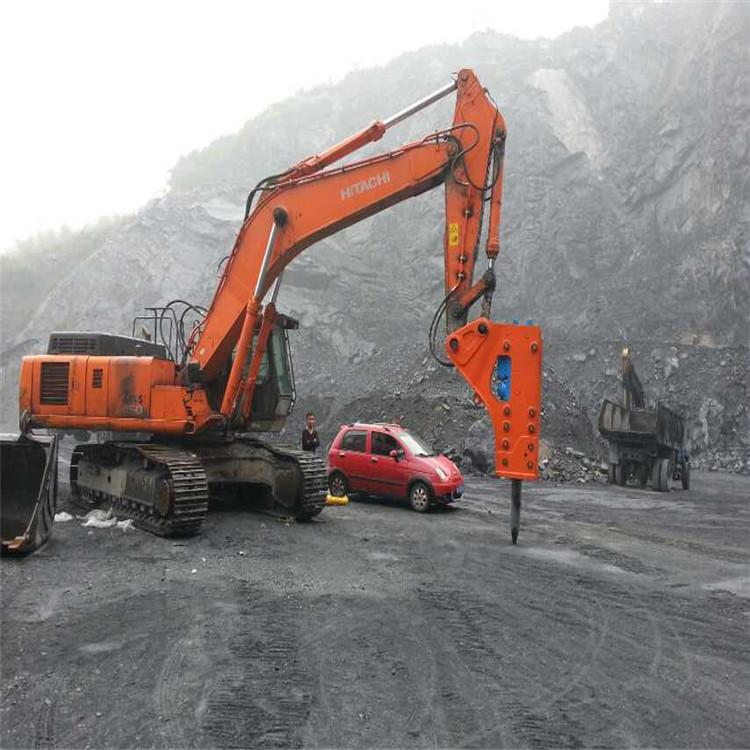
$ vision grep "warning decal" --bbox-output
[449,222,460,247]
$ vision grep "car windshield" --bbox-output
[398,431,435,457]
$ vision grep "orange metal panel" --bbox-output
[18,358,33,416]
[107,357,151,418]
[104,357,176,419]
[150,385,213,425]
[85,357,109,417]
[443,71,505,297]
[28,414,194,435]
[69,358,87,414]
[447,319,543,481]
[21,355,181,428]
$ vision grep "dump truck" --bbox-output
[598,348,690,492]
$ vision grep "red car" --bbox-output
[327,422,464,512]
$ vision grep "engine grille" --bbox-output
[48,335,97,355]
[40,362,70,405]
[47,332,167,358]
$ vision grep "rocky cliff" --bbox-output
[1,1,748,472]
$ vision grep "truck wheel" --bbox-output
[328,472,348,498]
[614,464,627,486]
[409,482,431,513]
[681,463,690,490]
[655,458,671,492]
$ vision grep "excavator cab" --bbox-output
[246,323,297,432]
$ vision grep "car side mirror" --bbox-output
[390,449,404,461]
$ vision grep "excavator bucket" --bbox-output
[1,433,58,555]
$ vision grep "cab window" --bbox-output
[371,431,400,456]
[255,350,270,385]
[341,430,366,452]
[270,328,293,397]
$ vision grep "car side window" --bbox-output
[371,431,400,456]
[341,430,367,452]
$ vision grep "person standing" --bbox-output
[302,412,320,452]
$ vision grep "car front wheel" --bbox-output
[329,472,348,498]
[409,481,431,513]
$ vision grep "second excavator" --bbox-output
[4,69,543,549]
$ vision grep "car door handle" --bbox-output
[370,457,378,463]
[339,452,346,457]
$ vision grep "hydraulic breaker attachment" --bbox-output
[447,318,543,543]
[1,433,58,554]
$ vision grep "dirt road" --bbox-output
[2,472,749,748]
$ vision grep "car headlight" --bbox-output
[435,466,448,481]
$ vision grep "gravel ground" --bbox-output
[2,471,749,749]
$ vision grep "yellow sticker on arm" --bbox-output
[448,222,460,247]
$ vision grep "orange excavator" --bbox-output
[2,69,542,550]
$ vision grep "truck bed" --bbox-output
[598,399,685,449]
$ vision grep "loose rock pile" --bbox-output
[539,447,608,484]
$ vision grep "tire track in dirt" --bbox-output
[33,693,55,749]
[186,586,313,748]
[546,572,702,746]
[453,520,715,747]
[406,597,514,747]
[156,633,202,749]
[298,596,444,747]
[414,577,610,748]
[358,517,610,746]
[153,596,245,748]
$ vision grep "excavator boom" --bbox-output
[194,70,504,387]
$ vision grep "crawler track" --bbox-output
[69,438,325,535]
[255,440,327,520]
[70,443,208,536]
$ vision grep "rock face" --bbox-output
[1,2,748,473]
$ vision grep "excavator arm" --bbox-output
[192,70,505,388]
